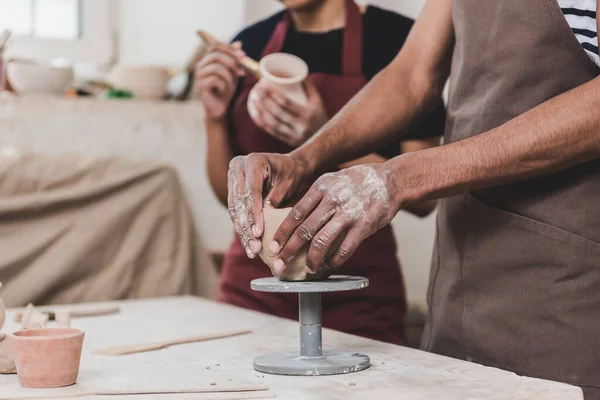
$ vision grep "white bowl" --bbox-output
[7,59,74,95]
[108,65,168,100]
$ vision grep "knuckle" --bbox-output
[295,224,314,242]
[229,156,244,169]
[311,234,329,251]
[228,207,237,218]
[290,206,304,221]
[337,244,354,260]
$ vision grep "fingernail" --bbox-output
[274,259,285,272]
[249,239,262,253]
[305,266,316,275]
[252,224,261,237]
[246,248,255,258]
[270,240,280,253]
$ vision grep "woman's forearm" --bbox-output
[206,118,234,206]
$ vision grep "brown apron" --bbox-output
[421,0,600,397]
[218,0,407,345]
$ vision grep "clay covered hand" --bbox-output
[259,207,332,281]
[227,153,314,258]
[195,41,246,120]
[270,164,402,273]
[248,79,328,147]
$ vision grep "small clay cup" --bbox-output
[12,328,84,388]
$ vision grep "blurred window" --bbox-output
[0,0,112,63]
[0,0,81,39]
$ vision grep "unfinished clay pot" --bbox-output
[248,53,309,121]
[12,328,84,388]
[259,207,332,281]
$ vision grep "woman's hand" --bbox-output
[269,163,404,273]
[195,41,246,121]
[248,79,328,147]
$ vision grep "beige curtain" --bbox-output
[0,151,218,307]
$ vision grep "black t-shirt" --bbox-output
[231,6,446,158]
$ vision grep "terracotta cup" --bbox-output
[12,328,85,388]
[248,53,309,120]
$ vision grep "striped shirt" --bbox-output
[558,0,599,66]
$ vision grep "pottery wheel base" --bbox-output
[251,276,370,376]
[254,350,370,376]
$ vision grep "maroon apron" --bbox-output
[422,0,600,397]
[218,0,407,346]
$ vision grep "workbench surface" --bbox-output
[0,296,583,399]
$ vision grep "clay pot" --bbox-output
[248,53,308,119]
[12,328,84,388]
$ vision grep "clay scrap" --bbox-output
[20,304,48,329]
[14,305,119,323]
[0,334,16,374]
[259,207,332,281]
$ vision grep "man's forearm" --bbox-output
[393,76,600,206]
[291,60,445,174]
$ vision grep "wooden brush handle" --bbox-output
[197,30,261,78]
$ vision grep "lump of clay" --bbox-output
[259,207,332,281]
[0,334,16,374]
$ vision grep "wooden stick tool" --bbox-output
[197,30,261,78]
[91,329,253,356]
[14,305,120,323]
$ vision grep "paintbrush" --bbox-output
[197,30,261,78]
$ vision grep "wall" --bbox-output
[118,0,245,66]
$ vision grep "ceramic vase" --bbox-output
[12,328,85,388]
[248,53,309,119]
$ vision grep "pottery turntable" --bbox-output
[250,275,370,376]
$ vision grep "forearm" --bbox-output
[291,61,444,174]
[206,118,234,206]
[394,77,600,206]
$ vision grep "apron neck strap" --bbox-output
[261,0,364,76]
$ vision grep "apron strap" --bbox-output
[261,13,289,57]
[260,0,364,77]
[342,0,364,76]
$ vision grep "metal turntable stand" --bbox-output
[250,275,371,376]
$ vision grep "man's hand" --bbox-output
[227,153,314,258]
[248,79,328,147]
[269,163,403,273]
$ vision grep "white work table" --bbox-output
[0,296,583,399]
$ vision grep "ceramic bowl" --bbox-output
[12,328,85,388]
[108,65,168,100]
[7,59,74,95]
